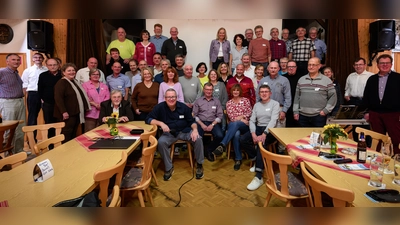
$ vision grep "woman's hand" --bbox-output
[62,112,69,120]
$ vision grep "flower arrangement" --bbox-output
[106,112,119,136]
[322,124,348,154]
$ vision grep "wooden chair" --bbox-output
[0,152,27,172]
[108,185,121,207]
[170,140,193,168]
[259,142,309,207]
[22,122,65,155]
[0,120,19,156]
[93,151,127,207]
[355,127,390,151]
[120,135,157,207]
[33,134,65,155]
[135,124,159,186]
[300,162,355,207]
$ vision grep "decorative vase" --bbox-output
[110,123,119,136]
[330,136,338,154]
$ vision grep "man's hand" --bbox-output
[258,133,267,144]
[135,109,141,115]
[294,114,299,121]
[320,111,326,116]
[344,96,350,101]
[191,129,199,142]
[279,111,286,120]
[186,103,193,108]
[160,122,170,132]
[118,116,129,123]
[123,58,130,64]
[364,113,369,122]
[62,112,69,120]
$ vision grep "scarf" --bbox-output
[62,77,91,124]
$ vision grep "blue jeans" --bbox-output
[298,114,327,127]
[221,121,249,160]
[197,121,224,154]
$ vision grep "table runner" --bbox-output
[286,136,371,179]
[75,123,144,152]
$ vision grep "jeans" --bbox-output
[197,121,224,154]
[221,121,249,160]
[298,114,327,127]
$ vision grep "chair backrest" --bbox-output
[300,162,355,207]
[140,124,157,148]
[22,122,65,155]
[138,135,158,186]
[93,151,127,207]
[0,152,27,171]
[33,134,65,155]
[355,127,390,151]
[0,121,19,154]
[108,185,121,207]
[258,142,293,197]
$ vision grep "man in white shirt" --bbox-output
[76,57,106,84]
[345,57,374,142]
[233,53,255,79]
[22,53,48,126]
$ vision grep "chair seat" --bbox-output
[121,167,143,189]
[274,172,308,197]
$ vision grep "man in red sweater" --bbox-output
[248,25,271,75]
[226,64,256,106]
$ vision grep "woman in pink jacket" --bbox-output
[133,29,156,66]
[82,68,110,132]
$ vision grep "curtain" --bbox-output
[66,19,106,72]
[325,19,360,100]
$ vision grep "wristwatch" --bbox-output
[263,129,268,135]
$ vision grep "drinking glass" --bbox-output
[393,154,400,185]
[369,154,384,187]
[381,142,394,174]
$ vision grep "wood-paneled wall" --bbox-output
[358,19,398,73]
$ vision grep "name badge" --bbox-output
[262,44,266,46]
[212,106,216,109]
[315,88,320,91]
[240,101,243,104]
[191,83,195,86]
[179,115,184,119]
[278,43,281,45]
[118,85,122,88]
[179,46,183,48]
[263,82,268,85]
[266,108,271,111]
[215,89,219,92]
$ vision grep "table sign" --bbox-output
[33,159,54,182]
[309,131,321,147]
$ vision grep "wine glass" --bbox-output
[381,141,394,174]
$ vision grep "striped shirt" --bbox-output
[0,67,24,98]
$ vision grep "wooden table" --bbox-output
[269,127,400,207]
[0,121,152,207]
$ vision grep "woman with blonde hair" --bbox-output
[209,27,231,70]
[132,67,159,120]
[217,62,232,85]
[252,64,264,89]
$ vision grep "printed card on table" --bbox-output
[33,159,54,182]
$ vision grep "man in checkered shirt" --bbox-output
[288,27,316,76]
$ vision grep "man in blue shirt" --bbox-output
[146,88,204,181]
[150,23,168,53]
[106,62,131,101]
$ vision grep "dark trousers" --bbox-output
[134,111,149,121]
[61,114,80,143]
[27,91,41,126]
[42,102,57,138]
[296,61,309,76]
[197,121,224,154]
[286,107,299,127]
[347,97,372,146]
[240,126,276,172]
[212,58,227,70]
[369,111,400,155]
[298,114,327,127]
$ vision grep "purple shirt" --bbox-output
[0,67,23,98]
[158,82,184,103]
[378,73,389,101]
[82,81,110,119]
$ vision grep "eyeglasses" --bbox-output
[288,66,297,68]
[308,64,320,67]
[165,96,177,100]
[378,62,392,65]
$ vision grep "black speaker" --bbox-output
[27,20,54,53]
[369,20,395,53]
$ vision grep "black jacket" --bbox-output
[98,99,134,123]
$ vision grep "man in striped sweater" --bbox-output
[293,57,336,127]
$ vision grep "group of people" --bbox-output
[1,22,399,193]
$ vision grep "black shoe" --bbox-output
[196,166,204,179]
[163,166,174,181]
[206,153,215,162]
[213,145,225,157]
[234,160,242,171]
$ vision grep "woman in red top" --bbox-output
[133,29,156,66]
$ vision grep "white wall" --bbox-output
[146,19,282,70]
[0,19,31,67]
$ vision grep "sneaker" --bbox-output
[247,177,264,191]
[212,145,225,157]
[173,147,180,156]
[163,166,174,181]
[234,160,242,171]
[196,166,204,179]
[249,164,255,173]
[206,153,215,162]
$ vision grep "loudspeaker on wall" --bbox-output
[369,20,395,53]
[27,20,54,54]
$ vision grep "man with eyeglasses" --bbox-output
[283,60,302,127]
[363,54,400,155]
[278,57,289,76]
[293,57,336,127]
[146,88,205,180]
[345,57,373,142]
[248,25,271,75]
[288,27,316,76]
[243,28,254,48]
